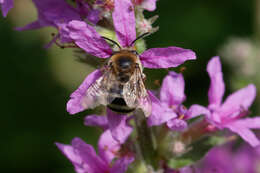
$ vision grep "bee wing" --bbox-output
[123,65,152,117]
[81,66,120,109]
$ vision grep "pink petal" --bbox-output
[166,119,187,131]
[220,84,256,118]
[206,112,222,125]
[67,70,102,114]
[71,137,109,171]
[68,20,112,58]
[112,0,136,47]
[141,0,157,11]
[111,156,135,173]
[107,109,133,144]
[17,0,80,30]
[160,71,186,107]
[56,142,88,173]
[98,130,120,164]
[84,115,109,130]
[225,122,260,147]
[186,104,210,119]
[147,91,177,126]
[207,56,225,108]
[1,0,13,17]
[140,47,196,69]
[16,19,46,31]
[228,118,260,129]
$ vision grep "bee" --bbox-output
[82,34,151,116]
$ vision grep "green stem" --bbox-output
[134,109,159,170]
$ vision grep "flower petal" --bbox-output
[1,0,13,17]
[107,109,133,144]
[68,20,112,58]
[140,47,196,69]
[186,104,210,119]
[220,84,256,118]
[75,1,100,24]
[167,119,187,131]
[160,71,186,106]
[141,0,157,11]
[16,20,45,31]
[112,0,136,47]
[111,156,135,173]
[147,91,177,126]
[72,137,109,172]
[67,70,102,114]
[227,118,260,129]
[98,130,120,164]
[225,122,260,147]
[56,142,88,173]
[16,0,80,30]
[207,56,225,108]
[84,115,109,130]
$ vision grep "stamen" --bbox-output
[178,114,185,120]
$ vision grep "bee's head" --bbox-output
[111,50,137,72]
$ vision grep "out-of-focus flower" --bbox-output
[66,0,196,117]
[56,130,134,173]
[198,145,233,173]
[198,143,260,173]
[16,0,100,47]
[219,37,257,77]
[147,71,208,131]
[84,109,133,144]
[0,0,13,17]
[203,57,260,147]
[132,0,157,11]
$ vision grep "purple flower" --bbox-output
[198,143,260,173]
[148,71,208,131]
[198,146,234,173]
[204,56,259,147]
[0,0,13,17]
[66,0,196,118]
[16,0,80,31]
[56,130,134,173]
[16,0,100,47]
[84,109,133,144]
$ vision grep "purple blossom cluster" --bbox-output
[2,0,260,172]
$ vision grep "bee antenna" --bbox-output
[101,36,121,50]
[130,32,150,46]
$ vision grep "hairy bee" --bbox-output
[83,47,151,116]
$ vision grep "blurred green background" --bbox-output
[0,0,259,173]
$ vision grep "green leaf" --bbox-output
[168,158,193,169]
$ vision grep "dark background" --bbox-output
[0,0,257,173]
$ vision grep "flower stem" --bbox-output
[134,109,159,170]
